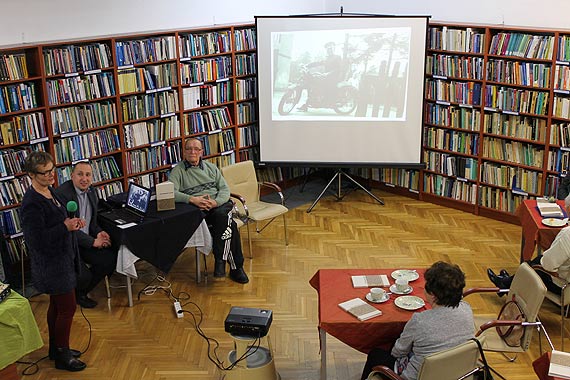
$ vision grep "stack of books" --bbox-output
[338,298,382,321]
[536,199,565,218]
[351,274,390,288]
[549,350,570,379]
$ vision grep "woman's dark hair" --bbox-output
[424,261,465,308]
[22,151,54,174]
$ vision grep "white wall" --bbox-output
[325,0,570,30]
[0,0,325,46]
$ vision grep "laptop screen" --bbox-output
[125,182,151,215]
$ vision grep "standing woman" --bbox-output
[20,151,87,372]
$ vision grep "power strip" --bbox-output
[173,301,183,318]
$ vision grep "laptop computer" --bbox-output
[99,182,152,225]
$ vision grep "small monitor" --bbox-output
[125,182,151,215]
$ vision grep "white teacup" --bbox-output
[396,278,409,292]
[370,287,386,301]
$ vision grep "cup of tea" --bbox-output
[396,278,409,292]
[370,287,386,301]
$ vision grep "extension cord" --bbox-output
[174,301,183,318]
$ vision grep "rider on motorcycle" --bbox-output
[298,42,344,111]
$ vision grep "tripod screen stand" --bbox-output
[306,169,384,213]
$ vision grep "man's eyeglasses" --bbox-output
[184,147,203,152]
[35,167,56,176]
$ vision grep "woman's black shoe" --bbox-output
[500,269,510,277]
[49,346,81,360]
[54,348,86,372]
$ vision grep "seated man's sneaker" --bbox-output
[229,268,249,284]
[214,260,226,278]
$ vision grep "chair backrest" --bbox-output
[416,339,482,380]
[507,262,547,350]
[221,161,260,209]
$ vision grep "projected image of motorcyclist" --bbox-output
[298,42,344,112]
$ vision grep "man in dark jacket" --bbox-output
[55,161,117,308]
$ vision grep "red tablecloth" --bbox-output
[517,200,566,262]
[309,268,427,354]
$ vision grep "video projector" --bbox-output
[224,306,273,337]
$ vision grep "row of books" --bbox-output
[486,59,551,88]
[1,234,27,265]
[237,101,257,125]
[424,127,480,155]
[201,129,236,156]
[93,181,123,200]
[425,79,482,106]
[0,53,29,82]
[117,64,178,94]
[0,175,31,207]
[256,166,284,184]
[552,96,570,119]
[479,185,528,213]
[131,170,170,189]
[238,125,258,147]
[484,113,546,142]
[428,27,486,54]
[553,65,570,91]
[235,78,257,101]
[56,156,122,185]
[46,72,115,105]
[489,32,554,60]
[179,31,232,58]
[121,90,179,122]
[123,116,180,148]
[54,128,120,164]
[0,82,38,114]
[184,106,233,134]
[485,85,549,115]
[482,137,544,168]
[547,149,570,172]
[180,56,232,84]
[235,53,257,76]
[423,172,477,204]
[371,168,420,191]
[234,29,257,51]
[206,152,235,168]
[182,82,231,110]
[238,146,258,162]
[549,122,570,147]
[480,161,542,194]
[425,103,481,131]
[43,43,113,76]
[51,101,117,135]
[426,54,484,80]
[423,150,478,180]
[558,36,570,62]
[545,174,560,197]
[0,208,22,235]
[124,141,181,175]
[0,148,30,177]
[115,36,177,66]
[0,112,46,146]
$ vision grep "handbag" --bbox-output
[495,295,525,347]
[533,351,554,380]
[471,338,493,380]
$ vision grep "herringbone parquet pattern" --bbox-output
[20,190,553,379]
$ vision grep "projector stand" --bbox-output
[306,169,384,213]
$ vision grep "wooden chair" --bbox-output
[367,339,485,380]
[222,161,289,259]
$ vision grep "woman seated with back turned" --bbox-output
[361,261,474,380]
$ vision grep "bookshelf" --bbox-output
[0,24,260,291]
[368,23,570,223]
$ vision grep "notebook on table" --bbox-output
[99,182,151,225]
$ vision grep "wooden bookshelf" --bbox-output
[0,24,263,288]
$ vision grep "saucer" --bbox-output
[391,269,420,282]
[390,284,413,295]
[366,292,390,304]
[395,296,425,311]
[542,218,568,227]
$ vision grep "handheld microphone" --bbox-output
[66,200,78,218]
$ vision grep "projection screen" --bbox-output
[255,15,429,167]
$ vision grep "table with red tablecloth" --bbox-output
[516,200,567,262]
[309,268,427,380]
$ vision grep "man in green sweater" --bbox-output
[169,137,249,284]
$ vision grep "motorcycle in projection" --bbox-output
[277,65,358,116]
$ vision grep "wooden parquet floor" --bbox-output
[19,190,555,379]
